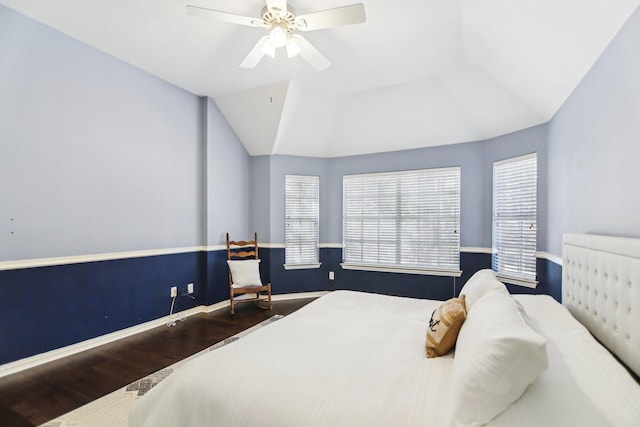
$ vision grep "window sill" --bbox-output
[283,263,322,270]
[495,273,538,289]
[340,263,462,277]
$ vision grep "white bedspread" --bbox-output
[129,291,640,427]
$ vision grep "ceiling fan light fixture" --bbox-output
[269,24,288,48]
[260,38,276,58]
[187,2,366,71]
[285,38,301,58]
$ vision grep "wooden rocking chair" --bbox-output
[226,232,272,315]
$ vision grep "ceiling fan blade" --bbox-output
[291,35,331,71]
[186,5,265,28]
[265,0,288,17]
[239,36,270,69]
[295,4,366,31]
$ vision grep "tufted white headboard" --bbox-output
[563,233,640,378]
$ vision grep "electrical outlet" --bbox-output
[170,286,177,298]
[187,283,194,294]
[329,271,335,280]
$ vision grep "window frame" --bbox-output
[284,174,321,270]
[491,153,538,287]
[341,167,461,277]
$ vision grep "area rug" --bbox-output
[40,315,284,427]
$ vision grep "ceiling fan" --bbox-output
[186,0,366,71]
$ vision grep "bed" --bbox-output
[129,234,640,427]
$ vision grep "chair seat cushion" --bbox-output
[231,283,264,289]
[227,259,263,287]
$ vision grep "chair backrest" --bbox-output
[226,232,259,261]
[226,233,260,287]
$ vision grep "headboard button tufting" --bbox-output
[562,234,640,378]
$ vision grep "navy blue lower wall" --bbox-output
[267,248,563,302]
[1,248,562,366]
[206,249,230,305]
[0,253,203,365]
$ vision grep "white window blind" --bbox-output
[343,167,460,273]
[492,153,537,283]
[285,175,319,266]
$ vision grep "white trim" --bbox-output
[213,243,339,250]
[340,263,462,277]
[462,247,562,266]
[495,273,539,289]
[206,244,227,251]
[283,263,322,270]
[320,243,344,249]
[0,246,207,271]
[198,300,230,313]
[344,166,460,179]
[493,152,537,167]
[0,291,328,378]
[0,245,563,272]
[260,243,285,249]
[272,291,329,301]
[261,243,344,249]
[0,304,203,378]
[537,251,562,266]
[460,246,493,254]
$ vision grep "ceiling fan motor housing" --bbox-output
[260,5,297,33]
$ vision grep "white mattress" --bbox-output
[129,291,640,427]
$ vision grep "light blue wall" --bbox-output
[327,142,483,246]
[249,156,272,242]
[0,5,204,261]
[259,126,547,251]
[547,6,640,256]
[4,0,637,264]
[0,5,252,259]
[328,125,547,249]
[206,98,251,246]
[483,124,549,251]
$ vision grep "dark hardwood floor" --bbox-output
[0,298,315,427]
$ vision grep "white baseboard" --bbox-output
[0,291,328,379]
[272,291,329,301]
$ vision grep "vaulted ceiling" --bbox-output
[2,0,638,157]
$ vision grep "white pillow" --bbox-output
[227,259,263,287]
[450,291,548,427]
[459,269,508,311]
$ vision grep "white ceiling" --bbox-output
[2,0,638,157]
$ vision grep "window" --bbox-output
[492,153,537,285]
[342,167,460,275]
[285,175,320,268]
